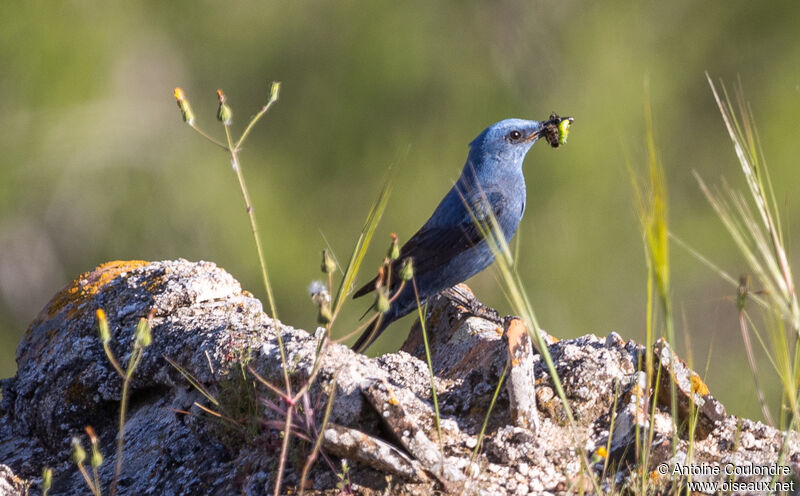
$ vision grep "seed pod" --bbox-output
[135,317,153,348]
[321,250,336,274]
[375,266,386,289]
[71,437,87,465]
[387,233,400,261]
[96,308,111,344]
[317,302,333,325]
[90,445,103,468]
[173,87,195,125]
[83,426,103,467]
[269,81,281,103]
[399,258,414,281]
[216,89,233,126]
[376,288,390,313]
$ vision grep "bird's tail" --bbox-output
[351,311,392,353]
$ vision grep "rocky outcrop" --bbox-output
[0,260,797,495]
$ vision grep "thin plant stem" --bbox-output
[469,360,509,465]
[92,466,101,496]
[249,366,293,403]
[176,85,304,495]
[190,123,229,150]
[332,312,380,345]
[601,383,620,479]
[345,278,406,352]
[274,407,294,496]
[223,126,278,320]
[76,462,100,496]
[222,121,290,401]
[299,371,340,496]
[236,94,280,150]
[111,346,140,496]
[643,361,663,494]
[739,303,775,426]
[292,348,329,404]
[102,342,124,377]
[670,232,770,309]
[164,354,220,406]
[412,278,443,460]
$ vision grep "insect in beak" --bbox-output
[537,114,574,148]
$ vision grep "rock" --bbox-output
[0,260,798,495]
[653,338,726,439]
[0,464,28,496]
[607,371,650,459]
[504,318,539,432]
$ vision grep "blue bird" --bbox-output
[352,116,571,352]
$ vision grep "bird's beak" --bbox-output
[527,117,559,141]
[527,124,547,142]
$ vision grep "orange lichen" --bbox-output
[40,260,150,322]
[689,372,709,396]
[387,387,399,406]
[506,318,527,349]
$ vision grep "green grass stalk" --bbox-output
[698,76,800,429]
[412,279,444,460]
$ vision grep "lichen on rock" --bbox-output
[0,260,797,495]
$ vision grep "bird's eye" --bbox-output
[509,130,522,140]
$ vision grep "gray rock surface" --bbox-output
[0,260,797,495]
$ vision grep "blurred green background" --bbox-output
[2,1,799,421]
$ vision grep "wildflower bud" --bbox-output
[96,308,111,344]
[42,467,52,495]
[375,266,386,289]
[173,87,195,125]
[134,317,152,348]
[90,445,103,468]
[317,302,333,325]
[387,233,400,261]
[376,287,390,313]
[269,81,281,103]
[321,249,336,274]
[71,437,87,465]
[216,89,233,126]
[398,258,414,281]
[85,425,98,444]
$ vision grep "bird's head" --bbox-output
[467,118,546,172]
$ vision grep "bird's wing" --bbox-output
[353,191,507,298]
